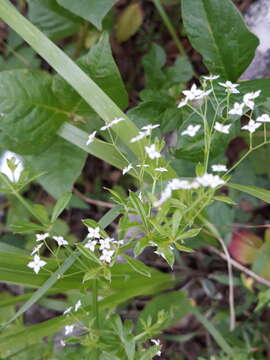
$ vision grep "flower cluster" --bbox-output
[86,117,125,145]
[130,124,159,144]
[154,173,225,207]
[84,226,123,264]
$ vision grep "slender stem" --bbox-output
[73,21,89,60]
[92,278,100,359]
[153,0,187,57]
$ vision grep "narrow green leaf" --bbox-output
[181,0,259,80]
[122,254,151,278]
[56,0,117,30]
[51,192,72,222]
[9,221,45,233]
[228,183,270,203]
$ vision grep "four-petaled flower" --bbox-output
[123,164,133,175]
[36,233,49,242]
[100,249,115,263]
[86,131,96,145]
[100,117,124,131]
[141,124,160,132]
[87,226,101,239]
[65,325,74,335]
[145,144,161,159]
[181,124,201,137]
[218,81,240,94]
[211,164,227,172]
[229,102,244,116]
[241,119,261,133]
[27,255,47,274]
[130,131,148,143]
[84,240,97,252]
[243,91,261,110]
[197,173,225,188]
[155,167,168,172]
[214,122,231,134]
[257,114,270,123]
[53,236,68,246]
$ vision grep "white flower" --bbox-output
[36,233,49,242]
[63,306,73,315]
[27,255,47,274]
[228,102,244,116]
[243,91,260,110]
[155,167,168,172]
[130,131,149,143]
[87,226,101,239]
[64,325,74,335]
[241,119,261,133]
[86,131,96,145]
[218,81,240,94]
[183,84,212,101]
[100,237,113,251]
[60,340,66,347]
[136,164,149,168]
[151,339,161,356]
[214,122,231,134]
[53,236,68,246]
[257,114,270,123]
[0,151,24,182]
[203,75,220,81]
[145,144,161,159]
[74,300,82,312]
[196,173,225,188]
[138,192,143,201]
[181,124,201,137]
[100,117,124,131]
[141,124,160,132]
[123,164,133,175]
[84,240,97,251]
[100,249,115,263]
[211,164,227,172]
[31,243,43,256]
[154,187,172,207]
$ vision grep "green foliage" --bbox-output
[181,0,259,81]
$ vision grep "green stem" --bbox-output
[73,20,89,60]
[153,0,187,57]
[93,278,100,359]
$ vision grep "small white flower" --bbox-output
[74,300,82,312]
[218,81,240,94]
[155,167,168,172]
[27,255,47,274]
[100,117,124,131]
[118,239,125,245]
[53,236,68,246]
[177,97,188,108]
[145,144,161,159]
[0,151,24,183]
[86,131,96,145]
[154,187,172,207]
[257,114,270,123]
[241,119,261,133]
[181,124,201,137]
[64,325,74,335]
[151,338,162,356]
[228,102,244,116]
[141,124,160,132]
[100,237,113,251]
[183,84,212,101]
[60,340,66,347]
[196,173,225,188]
[211,164,228,172]
[84,240,97,252]
[36,233,49,242]
[203,75,220,81]
[243,91,260,110]
[138,192,143,201]
[63,306,73,315]
[31,243,43,256]
[136,164,150,168]
[100,249,115,263]
[123,164,133,175]
[87,226,101,239]
[214,122,231,134]
[130,131,149,143]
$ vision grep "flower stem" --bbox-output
[92,278,100,359]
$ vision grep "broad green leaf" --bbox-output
[51,192,72,222]
[116,3,143,43]
[53,33,128,110]
[136,291,191,334]
[0,46,40,71]
[0,70,66,155]
[181,0,259,81]
[142,43,167,89]
[122,254,151,278]
[228,183,270,203]
[252,238,270,281]
[164,56,193,84]
[27,0,81,40]
[57,0,117,30]
[25,138,87,199]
